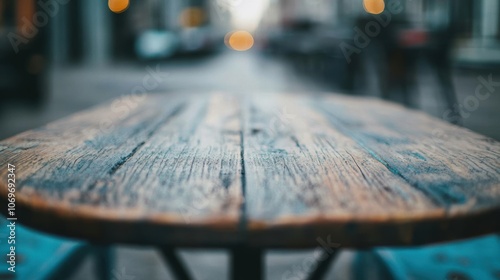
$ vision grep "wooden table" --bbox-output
[1,92,499,280]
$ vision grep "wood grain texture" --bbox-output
[0,92,499,247]
[0,93,243,246]
[243,94,500,247]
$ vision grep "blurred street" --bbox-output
[1,50,499,142]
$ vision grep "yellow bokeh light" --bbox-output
[109,0,129,14]
[363,0,385,14]
[226,31,254,52]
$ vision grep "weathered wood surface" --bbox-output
[0,94,243,246]
[244,94,500,247]
[0,92,499,247]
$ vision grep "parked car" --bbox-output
[135,30,180,60]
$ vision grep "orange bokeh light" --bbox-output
[363,0,385,15]
[179,7,206,28]
[226,31,254,52]
[108,0,129,14]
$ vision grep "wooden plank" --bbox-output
[0,93,243,246]
[82,93,244,245]
[243,93,500,247]
[243,94,435,218]
[316,95,500,211]
[311,95,500,246]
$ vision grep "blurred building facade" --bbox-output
[260,0,500,65]
[50,0,217,65]
[3,0,500,65]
